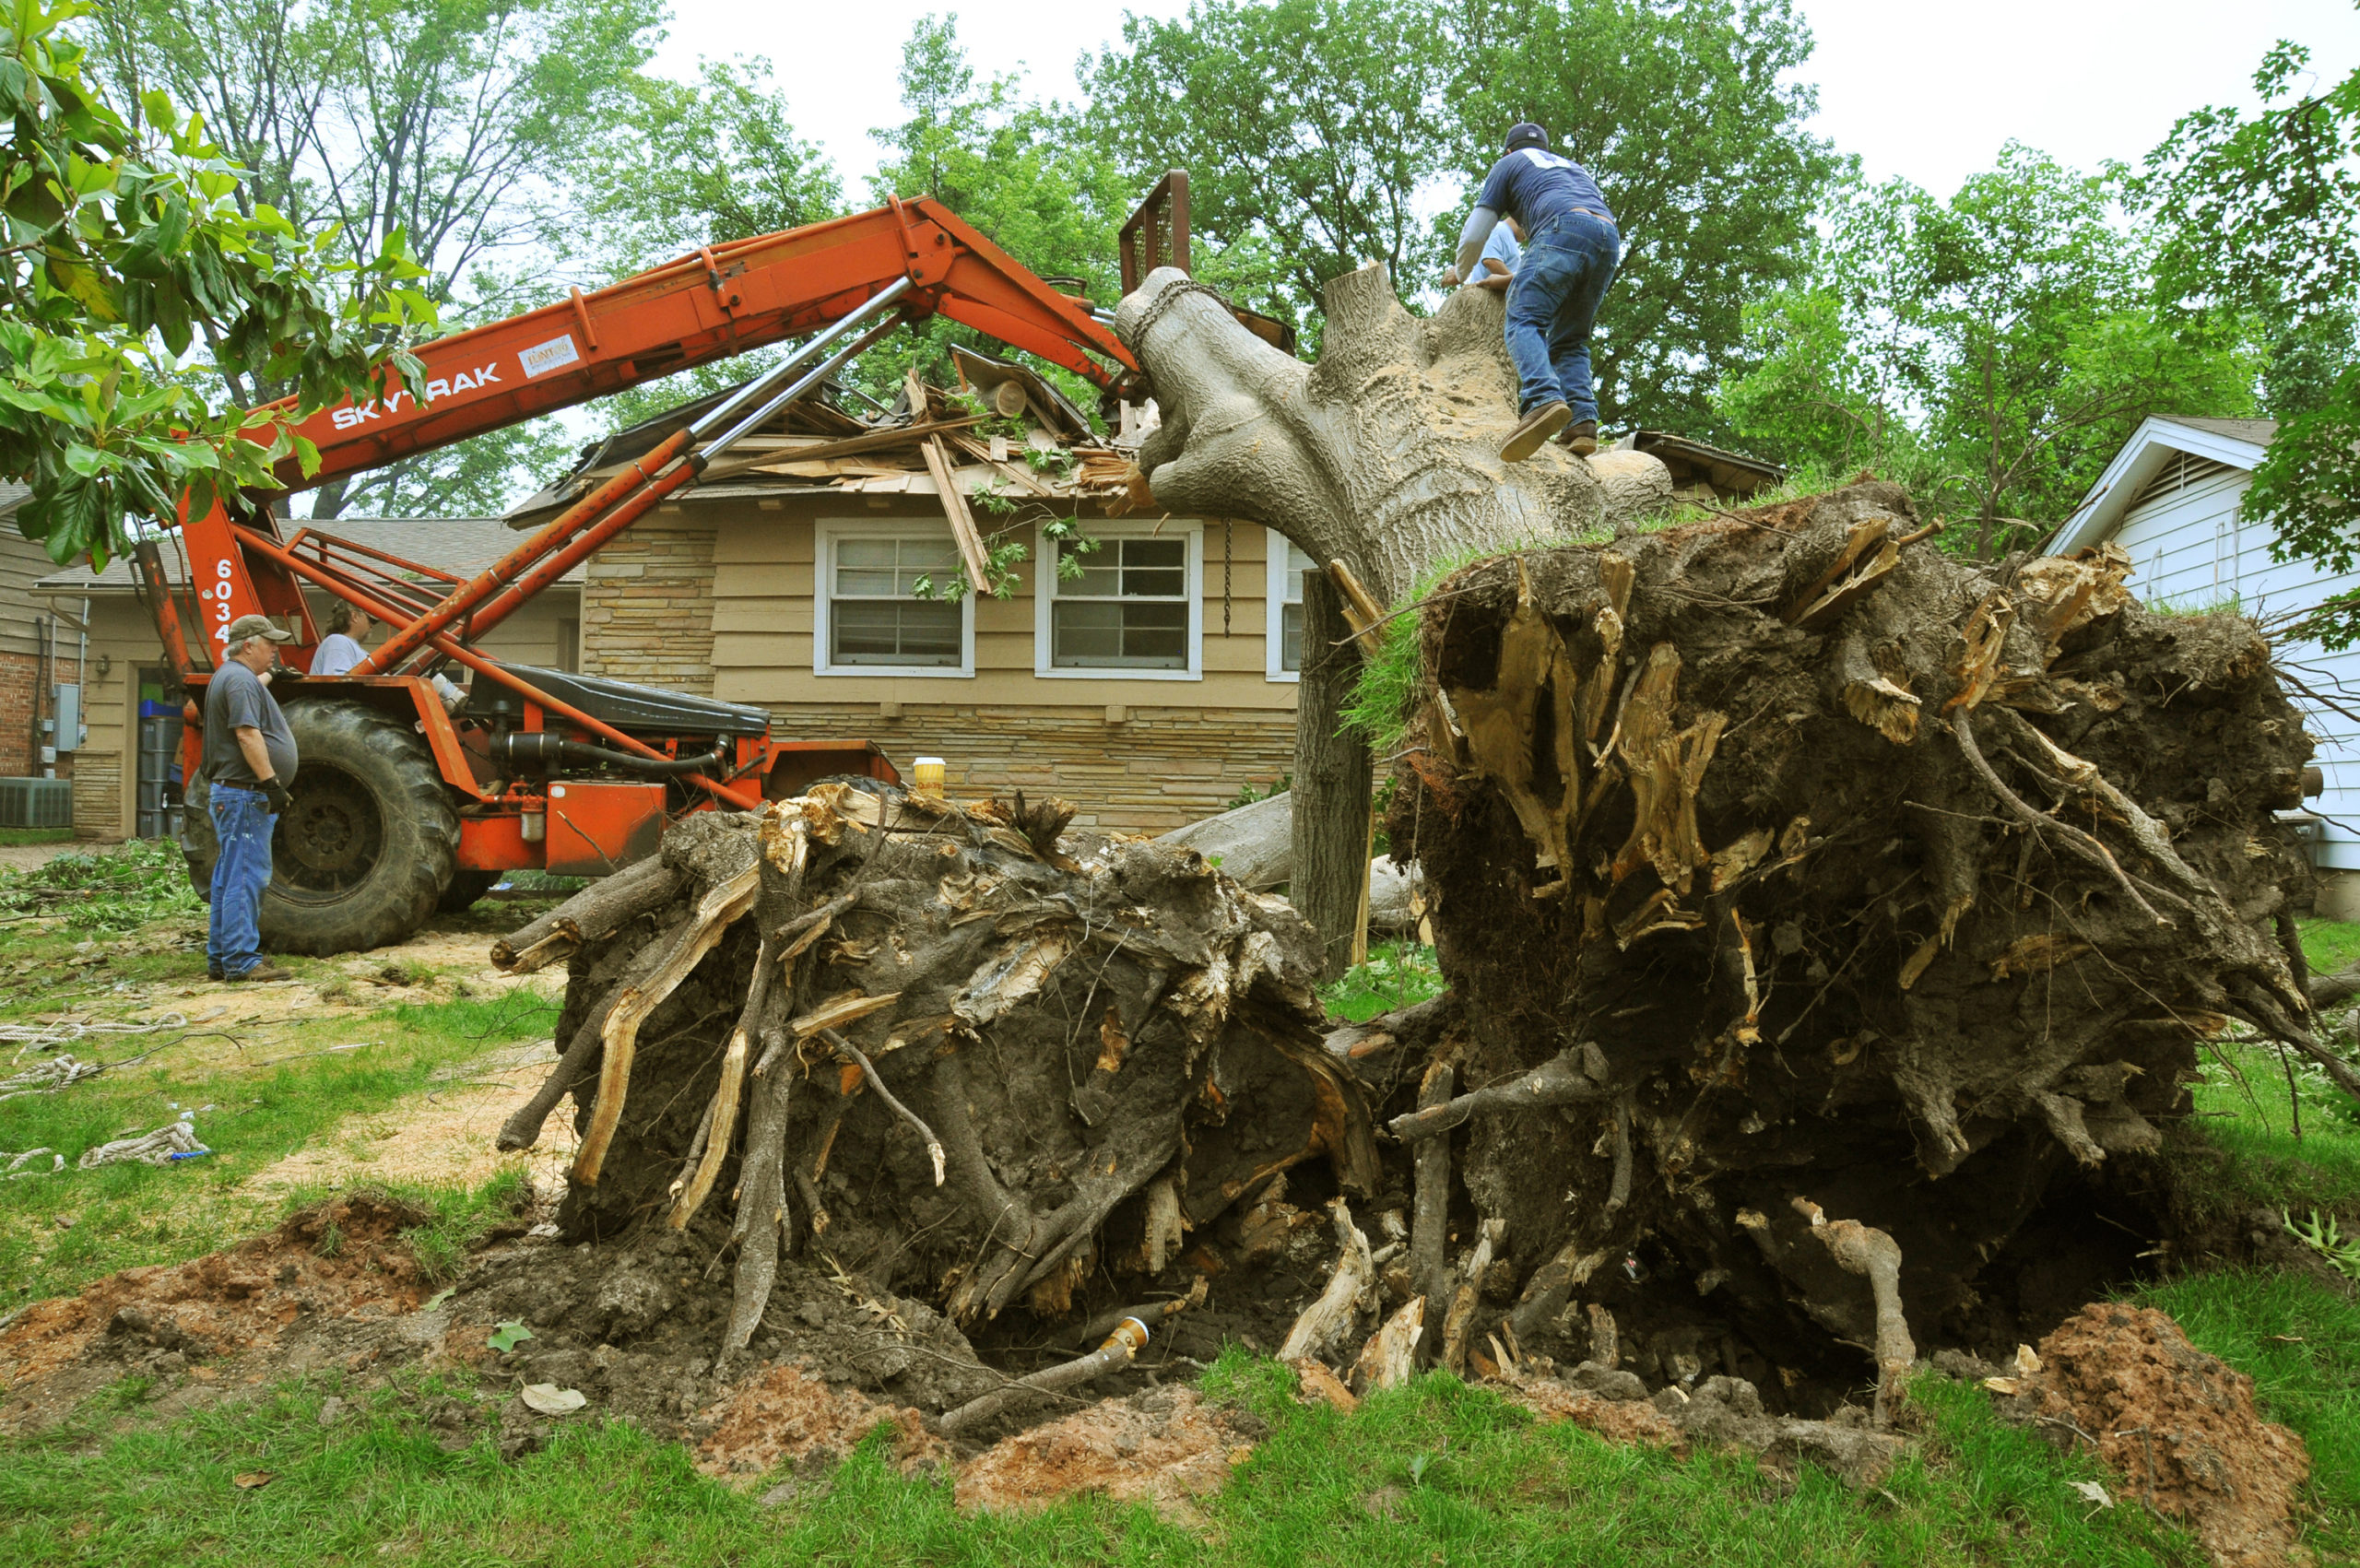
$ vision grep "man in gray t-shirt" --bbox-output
[202,614,300,982]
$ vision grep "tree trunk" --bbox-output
[1115,264,1667,604]
[1292,573,1373,982]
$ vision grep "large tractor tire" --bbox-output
[181,701,459,955]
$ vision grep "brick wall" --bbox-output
[0,645,80,794]
[582,514,718,694]
[767,701,1295,833]
[0,648,34,777]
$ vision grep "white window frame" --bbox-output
[1266,529,1312,683]
[813,520,975,678]
[1033,519,1203,681]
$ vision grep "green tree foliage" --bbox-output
[566,54,846,435]
[858,14,1131,412]
[2135,19,2360,643]
[1082,0,1452,344]
[1,0,435,566]
[573,56,843,267]
[1443,0,1838,435]
[88,0,666,517]
[1719,148,2260,555]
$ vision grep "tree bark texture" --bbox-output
[1115,263,1668,606]
[1292,572,1375,982]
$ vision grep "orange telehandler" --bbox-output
[136,196,1140,954]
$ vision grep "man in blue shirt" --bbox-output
[1448,124,1620,462]
[202,614,300,983]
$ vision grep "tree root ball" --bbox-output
[1379,480,2328,1395]
[507,781,1379,1376]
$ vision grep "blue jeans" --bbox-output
[1504,211,1620,421]
[207,784,276,977]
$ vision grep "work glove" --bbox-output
[260,778,293,816]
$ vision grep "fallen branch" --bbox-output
[938,1315,1152,1437]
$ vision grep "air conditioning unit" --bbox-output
[0,777,73,829]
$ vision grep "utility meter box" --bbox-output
[52,684,80,752]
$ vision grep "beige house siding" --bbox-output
[652,496,1302,831]
[51,587,580,841]
[582,509,717,693]
[767,701,1293,832]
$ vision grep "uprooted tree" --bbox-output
[490,261,2353,1424]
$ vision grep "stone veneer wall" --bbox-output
[581,514,718,694]
[767,701,1296,834]
[69,749,118,839]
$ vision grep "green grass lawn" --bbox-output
[0,1355,2211,1567]
[0,841,565,1307]
[0,857,2354,1562]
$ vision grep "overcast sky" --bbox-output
[651,0,2359,202]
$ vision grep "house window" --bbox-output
[815,525,973,676]
[1267,535,1314,681]
[1036,523,1202,679]
[556,619,579,673]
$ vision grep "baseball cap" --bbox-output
[1504,123,1549,154]
[225,613,294,643]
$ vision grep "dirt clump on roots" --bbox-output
[2012,1303,2311,1567]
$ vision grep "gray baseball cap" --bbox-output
[225,613,294,643]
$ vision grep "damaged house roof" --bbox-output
[506,346,1150,532]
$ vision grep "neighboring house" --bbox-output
[2046,415,2360,911]
[35,516,582,842]
[511,360,1307,834]
[0,484,87,795]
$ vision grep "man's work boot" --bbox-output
[1556,419,1600,456]
[206,963,224,982]
[228,961,295,984]
[1502,401,1572,463]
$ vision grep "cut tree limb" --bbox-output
[573,866,761,1186]
[490,855,681,973]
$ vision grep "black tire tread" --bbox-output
[180,700,458,955]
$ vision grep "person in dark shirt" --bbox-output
[202,614,301,982]
[1447,123,1621,462]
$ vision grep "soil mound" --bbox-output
[2028,1303,2310,1566]
[953,1386,1261,1523]
[0,1191,436,1429]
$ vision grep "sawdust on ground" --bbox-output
[952,1386,1261,1524]
[694,1362,944,1478]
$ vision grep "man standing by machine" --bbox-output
[203,615,300,983]
[310,605,374,676]
[1448,123,1621,462]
